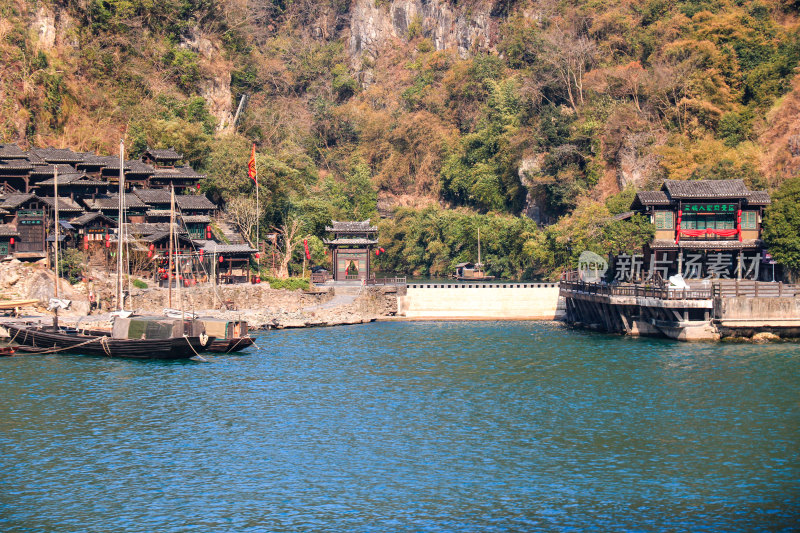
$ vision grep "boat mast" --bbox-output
[168,184,174,309]
[53,166,59,300]
[477,227,482,267]
[116,139,125,311]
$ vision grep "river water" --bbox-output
[1,321,799,531]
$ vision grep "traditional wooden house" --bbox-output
[35,172,108,199]
[0,193,47,258]
[0,146,36,192]
[630,179,771,279]
[198,242,257,284]
[83,194,148,223]
[149,166,205,191]
[0,224,19,258]
[141,147,182,168]
[69,212,117,253]
[323,220,378,282]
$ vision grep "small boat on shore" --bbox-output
[199,318,255,353]
[5,316,213,360]
[0,346,16,356]
[453,228,495,281]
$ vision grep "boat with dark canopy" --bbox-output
[6,316,213,359]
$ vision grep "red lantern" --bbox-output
[375,250,379,256]
[255,253,260,259]
[149,244,155,251]
[255,276,261,284]
[199,249,204,258]
[219,256,224,263]
[105,240,110,248]
[147,251,153,258]
[10,237,15,245]
[196,184,201,190]
[380,248,385,253]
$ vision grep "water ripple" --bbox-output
[1,321,799,531]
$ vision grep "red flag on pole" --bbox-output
[248,143,257,185]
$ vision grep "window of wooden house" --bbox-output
[654,211,674,230]
[741,211,757,229]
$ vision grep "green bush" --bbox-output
[59,249,87,284]
[265,277,309,291]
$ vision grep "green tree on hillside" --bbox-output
[763,177,800,273]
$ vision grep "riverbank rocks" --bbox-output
[752,331,781,342]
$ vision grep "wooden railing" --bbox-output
[712,280,798,298]
[311,272,330,284]
[562,279,799,300]
[365,277,407,286]
[560,280,712,300]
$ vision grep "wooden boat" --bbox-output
[5,319,213,360]
[453,262,495,281]
[453,228,495,281]
[0,300,39,310]
[200,318,255,353]
[0,346,15,356]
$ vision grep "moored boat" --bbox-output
[5,316,213,360]
[199,318,255,353]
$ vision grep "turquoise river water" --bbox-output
[1,321,799,531]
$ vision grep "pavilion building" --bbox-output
[323,220,378,282]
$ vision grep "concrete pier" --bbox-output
[398,282,561,320]
[560,279,800,341]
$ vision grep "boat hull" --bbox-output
[5,324,212,360]
[207,336,255,353]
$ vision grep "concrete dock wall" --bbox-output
[398,283,561,319]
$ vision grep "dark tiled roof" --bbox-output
[125,222,172,236]
[40,196,84,212]
[322,238,379,245]
[0,159,34,170]
[175,194,216,210]
[0,193,37,208]
[133,188,172,204]
[78,154,119,168]
[0,144,26,159]
[85,194,147,210]
[662,179,749,199]
[181,215,211,223]
[325,220,378,233]
[634,191,670,205]
[151,166,204,179]
[651,239,762,250]
[125,160,155,174]
[200,242,256,254]
[143,147,182,161]
[29,163,77,176]
[29,147,85,163]
[69,212,117,227]
[744,191,771,205]
[0,224,20,237]
[36,172,106,186]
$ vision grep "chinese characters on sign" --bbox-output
[682,203,737,213]
[610,252,762,282]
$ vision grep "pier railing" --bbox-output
[562,280,799,300]
[560,280,713,300]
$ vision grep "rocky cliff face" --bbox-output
[348,0,497,68]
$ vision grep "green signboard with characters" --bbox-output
[682,203,737,214]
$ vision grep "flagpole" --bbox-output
[255,147,259,272]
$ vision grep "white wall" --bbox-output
[398,283,561,320]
